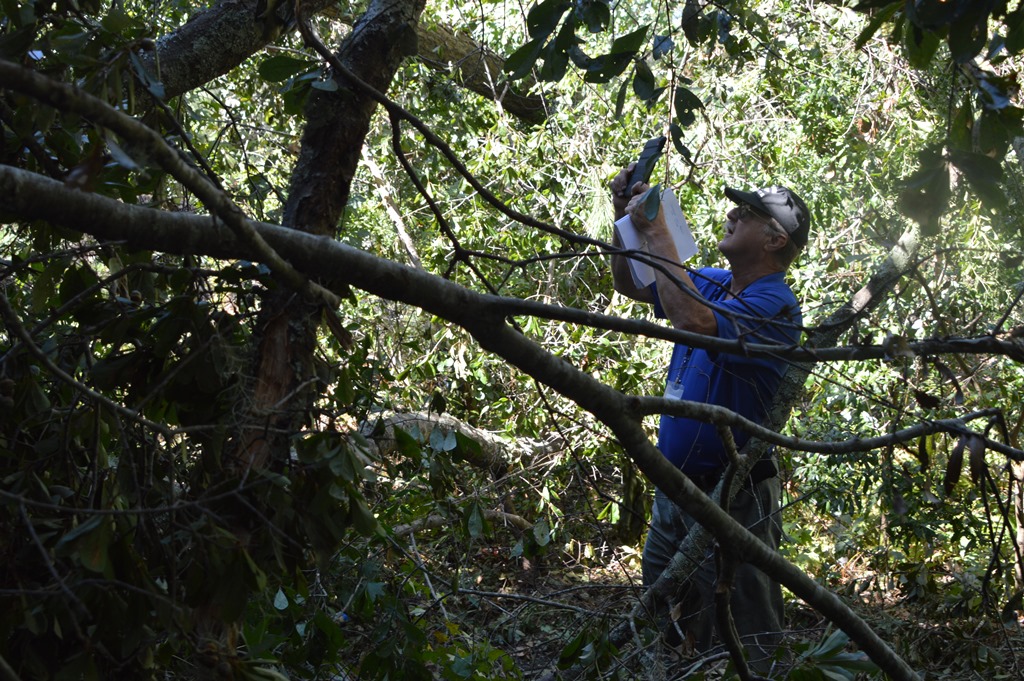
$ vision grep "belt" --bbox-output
[687,458,778,493]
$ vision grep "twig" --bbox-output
[409,533,448,619]
[455,588,627,619]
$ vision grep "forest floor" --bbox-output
[441,535,1024,680]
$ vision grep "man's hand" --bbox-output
[610,163,638,220]
[625,183,668,237]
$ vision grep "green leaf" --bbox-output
[392,426,423,466]
[63,516,111,574]
[31,261,63,313]
[453,430,483,460]
[582,52,633,83]
[539,39,570,82]
[896,148,949,234]
[558,630,586,668]
[527,0,570,40]
[948,99,973,150]
[465,502,484,538]
[128,52,165,100]
[949,149,1006,213]
[0,24,37,60]
[258,55,313,83]
[105,135,141,171]
[351,497,379,536]
[427,427,457,452]
[609,25,649,55]
[614,77,629,118]
[674,86,704,127]
[282,79,312,115]
[854,2,900,50]
[978,107,1024,160]
[632,60,657,101]
[652,34,674,59]
[576,0,611,34]
[532,517,551,546]
[1005,9,1024,54]
[948,16,987,64]
[311,78,339,92]
[812,628,850,657]
[669,123,691,162]
[642,184,662,221]
[902,21,940,69]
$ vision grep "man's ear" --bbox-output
[764,231,788,253]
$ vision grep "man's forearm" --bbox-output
[644,224,717,336]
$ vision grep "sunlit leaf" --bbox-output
[642,184,661,221]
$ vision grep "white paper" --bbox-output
[613,187,697,289]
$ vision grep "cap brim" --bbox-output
[725,187,771,215]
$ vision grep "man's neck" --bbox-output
[729,265,785,295]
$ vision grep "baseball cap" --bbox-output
[725,185,811,247]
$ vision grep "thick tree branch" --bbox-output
[2,164,1022,368]
[149,1,545,124]
[235,0,426,471]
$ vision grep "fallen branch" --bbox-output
[393,509,531,537]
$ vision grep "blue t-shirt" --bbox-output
[652,268,801,474]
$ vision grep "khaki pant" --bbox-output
[642,478,784,672]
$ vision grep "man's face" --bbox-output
[718,204,774,260]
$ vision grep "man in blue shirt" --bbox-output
[610,170,810,670]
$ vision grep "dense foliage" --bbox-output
[1,1,1024,679]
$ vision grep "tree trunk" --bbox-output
[235,0,426,472]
